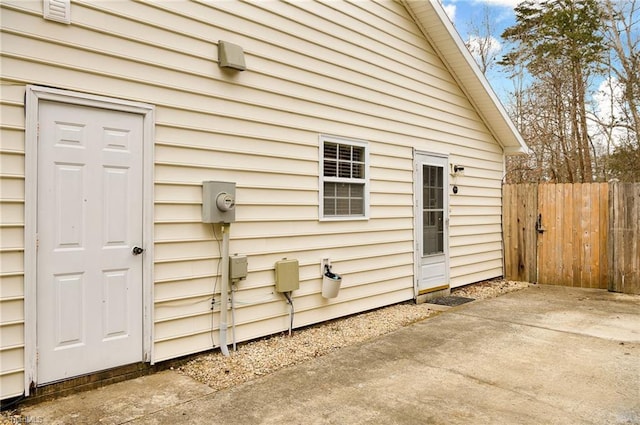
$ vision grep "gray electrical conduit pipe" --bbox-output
[219,223,230,356]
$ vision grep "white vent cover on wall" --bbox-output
[43,0,71,24]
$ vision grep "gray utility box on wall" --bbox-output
[274,259,299,292]
[218,40,247,71]
[230,255,248,281]
[202,181,236,224]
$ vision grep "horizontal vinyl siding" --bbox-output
[0,82,26,399]
[0,0,506,386]
[447,150,504,287]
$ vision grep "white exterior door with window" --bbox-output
[414,152,449,294]
[36,100,144,384]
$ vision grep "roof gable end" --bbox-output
[403,0,528,154]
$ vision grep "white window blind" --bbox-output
[320,135,369,219]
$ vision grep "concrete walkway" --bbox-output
[20,285,640,424]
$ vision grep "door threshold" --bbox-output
[418,284,450,295]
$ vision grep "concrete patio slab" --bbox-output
[19,285,640,425]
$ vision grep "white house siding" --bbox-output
[0,82,28,399]
[0,0,507,398]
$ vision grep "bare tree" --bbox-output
[465,5,500,74]
[599,0,640,181]
[601,0,640,139]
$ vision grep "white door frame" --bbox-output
[24,86,155,394]
[413,150,450,297]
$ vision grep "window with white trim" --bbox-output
[320,135,369,219]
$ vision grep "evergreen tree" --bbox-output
[500,0,606,182]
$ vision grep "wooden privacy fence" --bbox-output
[503,182,640,294]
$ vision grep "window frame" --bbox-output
[319,134,370,221]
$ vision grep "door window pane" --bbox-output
[422,164,444,256]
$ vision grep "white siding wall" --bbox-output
[0,83,28,399]
[0,0,505,398]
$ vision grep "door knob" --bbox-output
[132,246,145,255]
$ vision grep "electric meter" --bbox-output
[216,192,235,212]
[202,181,236,223]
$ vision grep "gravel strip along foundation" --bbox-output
[177,279,530,392]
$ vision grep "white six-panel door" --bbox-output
[37,100,144,384]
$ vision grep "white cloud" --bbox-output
[594,77,625,122]
[590,77,628,149]
[442,3,456,22]
[472,0,521,7]
[466,34,502,57]
[465,35,503,72]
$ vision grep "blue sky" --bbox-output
[441,0,520,102]
[441,0,519,40]
[441,0,637,148]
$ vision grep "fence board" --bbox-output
[524,184,537,282]
[503,184,515,279]
[574,184,581,286]
[561,183,574,285]
[581,184,591,287]
[537,183,551,284]
[588,184,599,288]
[599,183,609,289]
